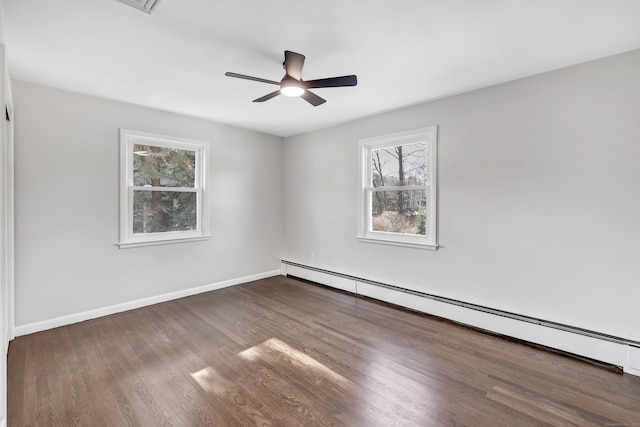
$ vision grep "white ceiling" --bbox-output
[2,0,640,137]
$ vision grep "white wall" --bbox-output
[282,49,640,342]
[9,49,640,347]
[13,81,283,328]
[0,2,5,44]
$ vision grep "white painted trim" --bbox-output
[0,42,12,427]
[118,235,211,249]
[356,236,438,250]
[119,128,210,248]
[283,262,639,377]
[1,417,5,427]
[14,269,281,337]
[5,81,13,342]
[357,126,438,248]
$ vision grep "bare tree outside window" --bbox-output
[371,142,427,235]
[358,126,437,249]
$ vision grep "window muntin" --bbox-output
[359,127,437,249]
[120,129,209,247]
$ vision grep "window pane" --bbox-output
[133,190,197,234]
[371,142,427,187]
[371,190,426,235]
[133,144,196,187]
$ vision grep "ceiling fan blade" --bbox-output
[300,90,326,106]
[284,51,305,80]
[225,72,279,85]
[304,75,358,89]
[253,90,281,103]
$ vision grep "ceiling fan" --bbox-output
[225,50,357,106]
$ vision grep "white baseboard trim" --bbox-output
[14,269,281,337]
[282,261,639,377]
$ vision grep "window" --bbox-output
[119,129,209,247]
[358,126,438,249]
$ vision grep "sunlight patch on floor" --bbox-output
[191,366,227,395]
[238,344,261,361]
[239,337,351,387]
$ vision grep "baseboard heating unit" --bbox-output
[280,260,640,377]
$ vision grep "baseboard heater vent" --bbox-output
[116,0,161,14]
[281,260,640,374]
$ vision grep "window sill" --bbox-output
[118,235,211,249]
[357,236,438,250]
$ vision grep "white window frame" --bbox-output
[119,129,210,248]
[358,126,438,250]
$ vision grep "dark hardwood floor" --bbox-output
[8,276,640,426]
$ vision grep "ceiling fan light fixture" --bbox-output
[280,86,305,97]
[280,84,305,97]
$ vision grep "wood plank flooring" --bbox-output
[8,276,640,426]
